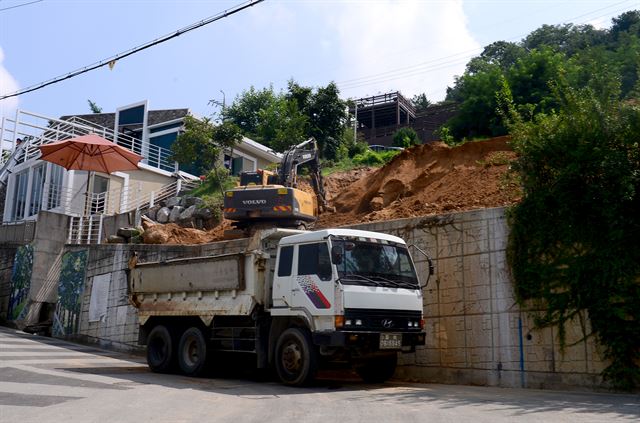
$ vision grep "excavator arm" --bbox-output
[277,138,328,213]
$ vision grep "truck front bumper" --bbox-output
[312,331,425,352]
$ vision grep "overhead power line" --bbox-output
[336,0,636,95]
[0,0,43,13]
[0,0,265,101]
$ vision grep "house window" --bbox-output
[28,164,46,216]
[47,164,64,210]
[11,170,28,221]
[224,154,244,176]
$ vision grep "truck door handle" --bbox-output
[292,288,300,292]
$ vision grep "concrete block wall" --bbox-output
[348,208,608,390]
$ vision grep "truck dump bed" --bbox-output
[128,228,303,326]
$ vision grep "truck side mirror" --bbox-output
[331,246,343,265]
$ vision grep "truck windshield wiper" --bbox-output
[362,273,402,288]
[338,274,381,287]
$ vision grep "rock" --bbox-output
[203,215,222,230]
[370,196,384,211]
[169,206,184,222]
[165,197,180,208]
[179,205,197,220]
[146,205,161,221]
[107,235,127,244]
[117,227,141,239]
[143,227,170,244]
[156,207,170,223]
[194,207,214,220]
[184,197,204,207]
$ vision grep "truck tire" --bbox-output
[355,353,397,383]
[275,327,318,386]
[177,327,208,376]
[147,325,175,373]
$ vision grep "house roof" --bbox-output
[238,136,282,162]
[60,109,189,129]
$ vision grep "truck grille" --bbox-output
[342,308,422,332]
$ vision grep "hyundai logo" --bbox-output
[381,319,394,328]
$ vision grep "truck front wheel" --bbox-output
[355,353,397,383]
[178,327,208,376]
[275,327,318,386]
[147,325,175,373]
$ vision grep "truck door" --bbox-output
[291,242,334,315]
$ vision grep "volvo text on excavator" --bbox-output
[223,138,329,231]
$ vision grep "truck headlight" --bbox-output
[355,319,362,326]
[345,319,352,326]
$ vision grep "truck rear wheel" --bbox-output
[275,327,317,386]
[178,327,208,376]
[147,325,175,373]
[355,353,397,383]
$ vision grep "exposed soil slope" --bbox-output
[317,136,520,227]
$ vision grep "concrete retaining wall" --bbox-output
[51,207,608,390]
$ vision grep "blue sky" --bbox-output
[0,0,636,121]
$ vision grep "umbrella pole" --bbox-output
[84,171,92,216]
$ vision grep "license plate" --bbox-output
[379,333,402,349]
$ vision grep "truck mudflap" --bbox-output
[312,331,426,352]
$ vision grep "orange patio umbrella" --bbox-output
[39,134,142,173]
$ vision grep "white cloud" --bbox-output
[329,0,480,101]
[0,46,19,119]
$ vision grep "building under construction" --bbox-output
[350,91,457,146]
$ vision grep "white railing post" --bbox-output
[11,109,19,153]
[150,191,155,208]
[67,217,74,243]
[176,179,182,195]
[76,217,83,244]
[88,215,94,244]
[97,214,103,244]
[174,161,179,173]
[0,117,5,153]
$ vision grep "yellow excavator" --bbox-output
[223,138,329,231]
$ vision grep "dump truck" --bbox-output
[128,227,431,386]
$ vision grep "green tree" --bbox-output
[507,78,640,390]
[87,100,102,113]
[392,127,420,148]
[411,93,431,113]
[224,81,348,158]
[171,116,242,177]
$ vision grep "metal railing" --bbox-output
[68,215,104,244]
[0,110,179,180]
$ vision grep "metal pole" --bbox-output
[353,102,358,143]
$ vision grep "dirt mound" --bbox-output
[142,220,232,245]
[317,136,520,227]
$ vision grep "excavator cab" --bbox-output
[239,169,275,186]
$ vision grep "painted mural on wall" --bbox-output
[53,250,88,337]
[7,244,34,321]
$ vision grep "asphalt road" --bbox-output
[0,326,638,423]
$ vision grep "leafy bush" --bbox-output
[507,78,640,390]
[392,127,420,148]
[352,150,401,166]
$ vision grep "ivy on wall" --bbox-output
[506,78,640,390]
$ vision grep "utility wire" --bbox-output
[0,0,265,100]
[0,0,43,12]
[337,0,636,94]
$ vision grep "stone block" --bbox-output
[165,197,180,208]
[145,205,161,221]
[169,206,184,222]
[179,205,197,220]
[156,207,170,223]
[436,225,463,258]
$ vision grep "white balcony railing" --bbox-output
[0,110,179,176]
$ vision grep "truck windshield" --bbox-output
[334,239,419,289]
